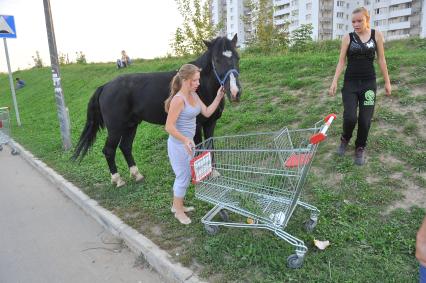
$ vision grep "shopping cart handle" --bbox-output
[309,113,337,144]
[324,113,337,123]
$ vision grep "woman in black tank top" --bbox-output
[328,7,391,165]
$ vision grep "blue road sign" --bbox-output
[0,15,16,39]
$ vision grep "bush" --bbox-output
[290,24,314,52]
[31,51,43,68]
[75,51,87,64]
[59,53,70,65]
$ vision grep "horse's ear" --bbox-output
[231,34,238,48]
[203,40,212,48]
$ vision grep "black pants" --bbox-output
[341,79,377,148]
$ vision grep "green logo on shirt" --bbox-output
[364,90,375,106]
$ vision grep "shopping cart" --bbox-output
[0,107,19,155]
[190,114,336,268]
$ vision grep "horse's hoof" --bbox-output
[134,174,144,183]
[130,166,144,183]
[116,180,126,188]
[111,173,126,188]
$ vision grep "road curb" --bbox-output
[11,141,205,283]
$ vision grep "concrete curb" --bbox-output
[11,141,205,283]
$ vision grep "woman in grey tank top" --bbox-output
[165,64,225,225]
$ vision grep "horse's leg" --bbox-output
[203,120,217,143]
[203,120,220,177]
[103,132,125,187]
[194,123,203,145]
[119,125,144,182]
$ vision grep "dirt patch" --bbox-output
[379,84,426,139]
[390,172,403,180]
[379,154,404,167]
[386,180,426,213]
[271,96,281,104]
[123,211,141,219]
[150,225,162,237]
[366,175,381,184]
[410,86,426,98]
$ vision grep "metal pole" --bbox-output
[3,38,21,126]
[43,0,72,150]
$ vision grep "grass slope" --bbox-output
[1,38,425,282]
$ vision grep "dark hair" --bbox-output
[164,64,201,112]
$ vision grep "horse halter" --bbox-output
[211,59,239,87]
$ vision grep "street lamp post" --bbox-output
[43,0,72,150]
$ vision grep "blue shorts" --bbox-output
[421,264,426,283]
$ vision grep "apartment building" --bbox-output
[365,0,426,40]
[211,0,426,44]
[211,0,250,46]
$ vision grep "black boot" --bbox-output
[337,137,349,156]
[354,147,365,166]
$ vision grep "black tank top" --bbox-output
[344,29,377,81]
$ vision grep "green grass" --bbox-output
[1,38,425,282]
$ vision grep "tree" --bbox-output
[171,27,190,57]
[171,0,219,56]
[290,24,314,51]
[75,51,87,64]
[243,0,289,52]
[32,51,43,68]
[59,53,70,65]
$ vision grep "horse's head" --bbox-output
[204,34,241,102]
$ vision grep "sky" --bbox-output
[0,0,183,72]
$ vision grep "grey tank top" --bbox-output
[169,93,201,143]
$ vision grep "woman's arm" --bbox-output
[375,30,391,96]
[197,86,225,118]
[329,34,350,96]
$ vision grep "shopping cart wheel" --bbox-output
[218,209,229,222]
[304,219,317,232]
[287,254,304,269]
[204,224,220,236]
[11,149,19,155]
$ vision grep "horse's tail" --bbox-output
[72,85,105,161]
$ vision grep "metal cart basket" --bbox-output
[0,107,19,155]
[190,114,336,268]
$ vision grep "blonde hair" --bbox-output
[164,64,201,113]
[353,7,371,29]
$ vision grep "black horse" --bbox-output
[72,35,241,187]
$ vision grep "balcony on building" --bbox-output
[390,0,413,5]
[389,7,412,18]
[274,0,291,6]
[275,8,291,17]
[374,1,390,9]
[388,20,411,30]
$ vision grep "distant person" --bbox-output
[328,7,391,165]
[15,78,25,90]
[116,50,131,69]
[417,216,426,283]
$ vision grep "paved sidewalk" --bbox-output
[0,145,163,283]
